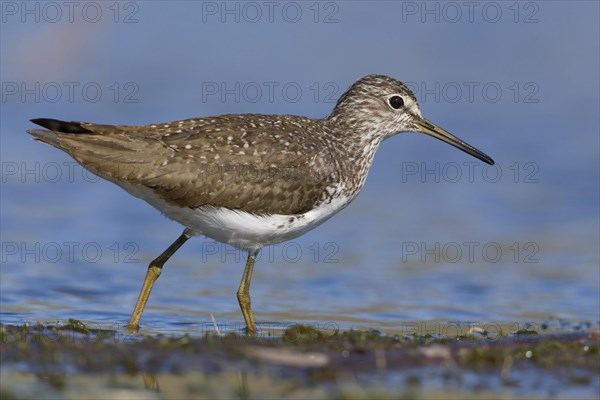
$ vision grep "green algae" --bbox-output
[1,322,598,399]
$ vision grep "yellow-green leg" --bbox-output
[127,229,192,333]
[237,251,258,335]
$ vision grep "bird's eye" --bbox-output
[389,96,404,109]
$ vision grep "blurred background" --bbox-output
[1,1,598,334]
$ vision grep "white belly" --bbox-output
[117,182,352,253]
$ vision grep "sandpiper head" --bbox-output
[329,74,494,165]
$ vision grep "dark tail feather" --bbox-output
[30,118,92,134]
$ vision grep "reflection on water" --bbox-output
[1,175,598,336]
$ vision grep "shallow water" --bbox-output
[1,1,598,337]
[1,160,598,336]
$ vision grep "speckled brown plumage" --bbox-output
[26,74,495,335]
[27,75,493,218]
[31,114,349,215]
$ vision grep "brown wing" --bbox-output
[28,116,340,215]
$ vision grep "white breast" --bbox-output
[116,182,352,253]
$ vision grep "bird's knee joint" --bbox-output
[148,264,163,278]
[237,291,251,305]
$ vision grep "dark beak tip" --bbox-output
[482,154,495,166]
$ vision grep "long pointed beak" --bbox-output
[414,118,494,165]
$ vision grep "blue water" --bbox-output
[1,1,598,335]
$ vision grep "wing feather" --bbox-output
[29,115,340,215]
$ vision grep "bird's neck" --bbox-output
[323,117,385,195]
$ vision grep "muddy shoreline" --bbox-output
[1,321,598,399]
